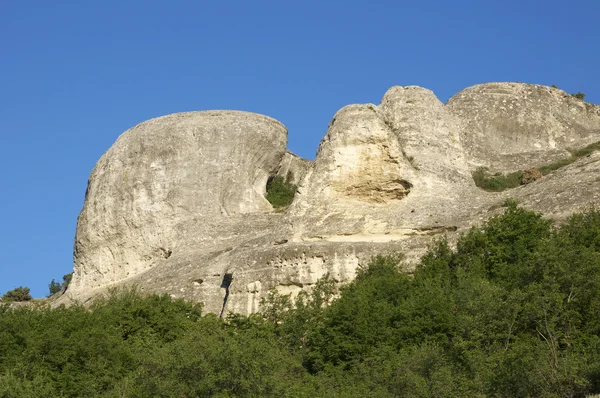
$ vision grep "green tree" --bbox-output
[62,272,72,289]
[47,272,73,296]
[48,280,62,296]
[2,205,600,396]
[2,286,32,302]
[454,200,552,287]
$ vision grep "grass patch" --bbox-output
[265,174,296,209]
[473,139,600,191]
[537,156,576,175]
[473,168,523,192]
[569,140,600,157]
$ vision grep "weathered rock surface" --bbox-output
[447,82,600,172]
[61,83,600,315]
[70,111,287,299]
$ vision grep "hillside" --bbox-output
[4,205,600,397]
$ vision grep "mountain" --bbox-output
[59,83,600,315]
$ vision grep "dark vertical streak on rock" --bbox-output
[219,273,233,318]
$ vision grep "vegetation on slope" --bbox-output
[265,172,297,209]
[48,272,73,296]
[2,203,600,396]
[1,286,32,302]
[473,140,600,191]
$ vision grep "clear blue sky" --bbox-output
[1,1,598,298]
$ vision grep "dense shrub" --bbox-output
[283,205,600,396]
[265,173,296,209]
[2,286,32,302]
[472,167,523,191]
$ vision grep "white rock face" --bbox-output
[62,83,600,315]
[70,111,287,295]
[305,103,416,204]
[447,82,600,171]
[276,150,312,185]
[379,86,470,185]
[288,87,477,245]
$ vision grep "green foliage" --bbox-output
[537,156,577,175]
[62,272,72,288]
[569,140,600,158]
[275,205,600,396]
[472,167,523,191]
[572,91,586,100]
[47,272,74,297]
[473,140,600,191]
[48,280,62,296]
[3,205,600,396]
[2,286,32,302]
[454,200,552,285]
[48,272,73,297]
[265,173,297,209]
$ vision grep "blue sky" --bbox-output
[1,0,598,298]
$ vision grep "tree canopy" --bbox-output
[2,204,600,397]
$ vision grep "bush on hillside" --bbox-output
[472,167,523,191]
[2,286,32,302]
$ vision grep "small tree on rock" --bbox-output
[48,279,62,296]
[62,273,73,289]
[47,272,74,297]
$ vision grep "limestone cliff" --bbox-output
[60,83,600,315]
[447,83,600,172]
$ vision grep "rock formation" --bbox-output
[448,83,600,172]
[60,83,600,315]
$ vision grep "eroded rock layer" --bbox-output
[62,83,600,315]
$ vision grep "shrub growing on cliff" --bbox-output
[62,272,72,289]
[265,173,296,209]
[473,139,600,191]
[472,167,523,191]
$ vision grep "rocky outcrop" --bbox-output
[70,111,287,296]
[275,150,312,186]
[447,83,600,172]
[61,83,600,315]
